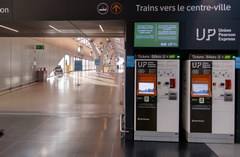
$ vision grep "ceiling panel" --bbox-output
[0,20,125,37]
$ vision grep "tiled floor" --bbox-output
[0,114,218,157]
[0,71,123,115]
[0,71,236,156]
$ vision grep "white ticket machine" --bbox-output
[182,54,235,143]
[134,54,180,142]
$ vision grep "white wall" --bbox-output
[0,37,74,91]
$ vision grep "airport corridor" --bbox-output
[0,71,124,157]
[0,71,238,157]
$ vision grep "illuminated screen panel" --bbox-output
[134,22,179,47]
[192,84,209,96]
[138,82,155,94]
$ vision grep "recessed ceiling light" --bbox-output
[49,25,62,33]
[99,25,104,32]
[0,25,19,32]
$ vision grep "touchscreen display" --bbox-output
[138,82,155,94]
[192,84,209,96]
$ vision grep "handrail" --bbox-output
[119,114,129,133]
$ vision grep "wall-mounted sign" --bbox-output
[97,3,109,15]
[35,45,44,50]
[111,2,122,15]
[0,0,12,22]
[95,59,100,65]
[132,0,240,19]
[0,7,9,14]
[134,22,179,48]
[186,20,240,49]
[189,54,236,60]
[136,54,180,59]
[127,56,135,67]
[235,57,240,69]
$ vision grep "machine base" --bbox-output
[184,130,234,143]
[134,131,179,142]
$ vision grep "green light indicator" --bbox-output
[169,55,176,59]
[224,55,231,59]
[232,56,236,59]
[36,45,44,50]
[177,55,180,59]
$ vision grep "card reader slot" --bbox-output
[191,105,211,110]
[137,103,157,109]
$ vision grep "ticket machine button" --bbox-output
[213,82,216,86]
[225,80,231,89]
[199,98,205,104]
[144,96,150,102]
[170,79,176,88]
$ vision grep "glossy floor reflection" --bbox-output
[0,71,235,156]
[0,114,218,157]
[0,71,123,115]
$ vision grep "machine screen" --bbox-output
[138,82,155,94]
[192,84,209,96]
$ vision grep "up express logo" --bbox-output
[196,28,216,41]
[196,27,237,42]
[0,7,9,14]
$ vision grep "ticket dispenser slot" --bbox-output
[190,61,212,133]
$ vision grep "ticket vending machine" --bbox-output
[182,54,235,143]
[134,54,180,142]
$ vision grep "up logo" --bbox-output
[191,62,202,69]
[196,28,216,41]
[137,61,148,68]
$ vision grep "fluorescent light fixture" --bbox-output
[0,25,19,32]
[99,25,104,32]
[49,25,62,33]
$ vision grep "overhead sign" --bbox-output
[0,7,9,14]
[97,3,109,15]
[136,54,180,59]
[186,20,240,49]
[0,0,12,22]
[111,2,122,15]
[134,22,179,48]
[96,1,123,16]
[132,0,240,19]
[189,54,236,60]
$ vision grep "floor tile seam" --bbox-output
[0,139,20,154]
[72,140,86,157]
[34,141,59,157]
[23,116,52,137]
[0,118,26,139]
[206,144,222,157]
[110,143,114,157]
